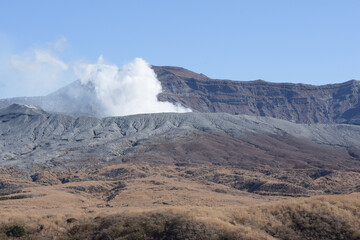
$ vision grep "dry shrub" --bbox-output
[230,194,360,240]
[0,193,359,240]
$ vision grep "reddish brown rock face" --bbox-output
[154,66,360,124]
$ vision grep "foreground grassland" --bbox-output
[1,164,360,239]
[1,193,359,240]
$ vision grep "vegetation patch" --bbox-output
[0,194,35,201]
[6,225,26,238]
[0,193,359,239]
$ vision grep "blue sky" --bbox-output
[0,0,359,97]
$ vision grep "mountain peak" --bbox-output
[152,65,209,80]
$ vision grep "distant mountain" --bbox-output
[154,66,360,124]
[0,66,359,124]
[0,80,102,116]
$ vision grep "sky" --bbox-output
[0,0,359,98]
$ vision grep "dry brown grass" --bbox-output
[1,163,360,239]
[0,193,359,239]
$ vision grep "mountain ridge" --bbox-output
[0,66,359,124]
[155,66,360,124]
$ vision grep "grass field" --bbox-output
[1,193,360,239]
[1,163,360,239]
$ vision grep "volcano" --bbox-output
[1,66,359,124]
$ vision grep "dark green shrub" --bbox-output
[6,225,26,237]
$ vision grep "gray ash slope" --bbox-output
[1,104,360,170]
[0,66,360,124]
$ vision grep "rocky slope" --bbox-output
[154,66,360,124]
[1,104,360,170]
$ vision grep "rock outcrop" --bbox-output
[154,66,360,124]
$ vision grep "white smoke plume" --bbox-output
[74,56,191,116]
[0,37,191,116]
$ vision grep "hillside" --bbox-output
[1,104,360,170]
[1,104,360,203]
